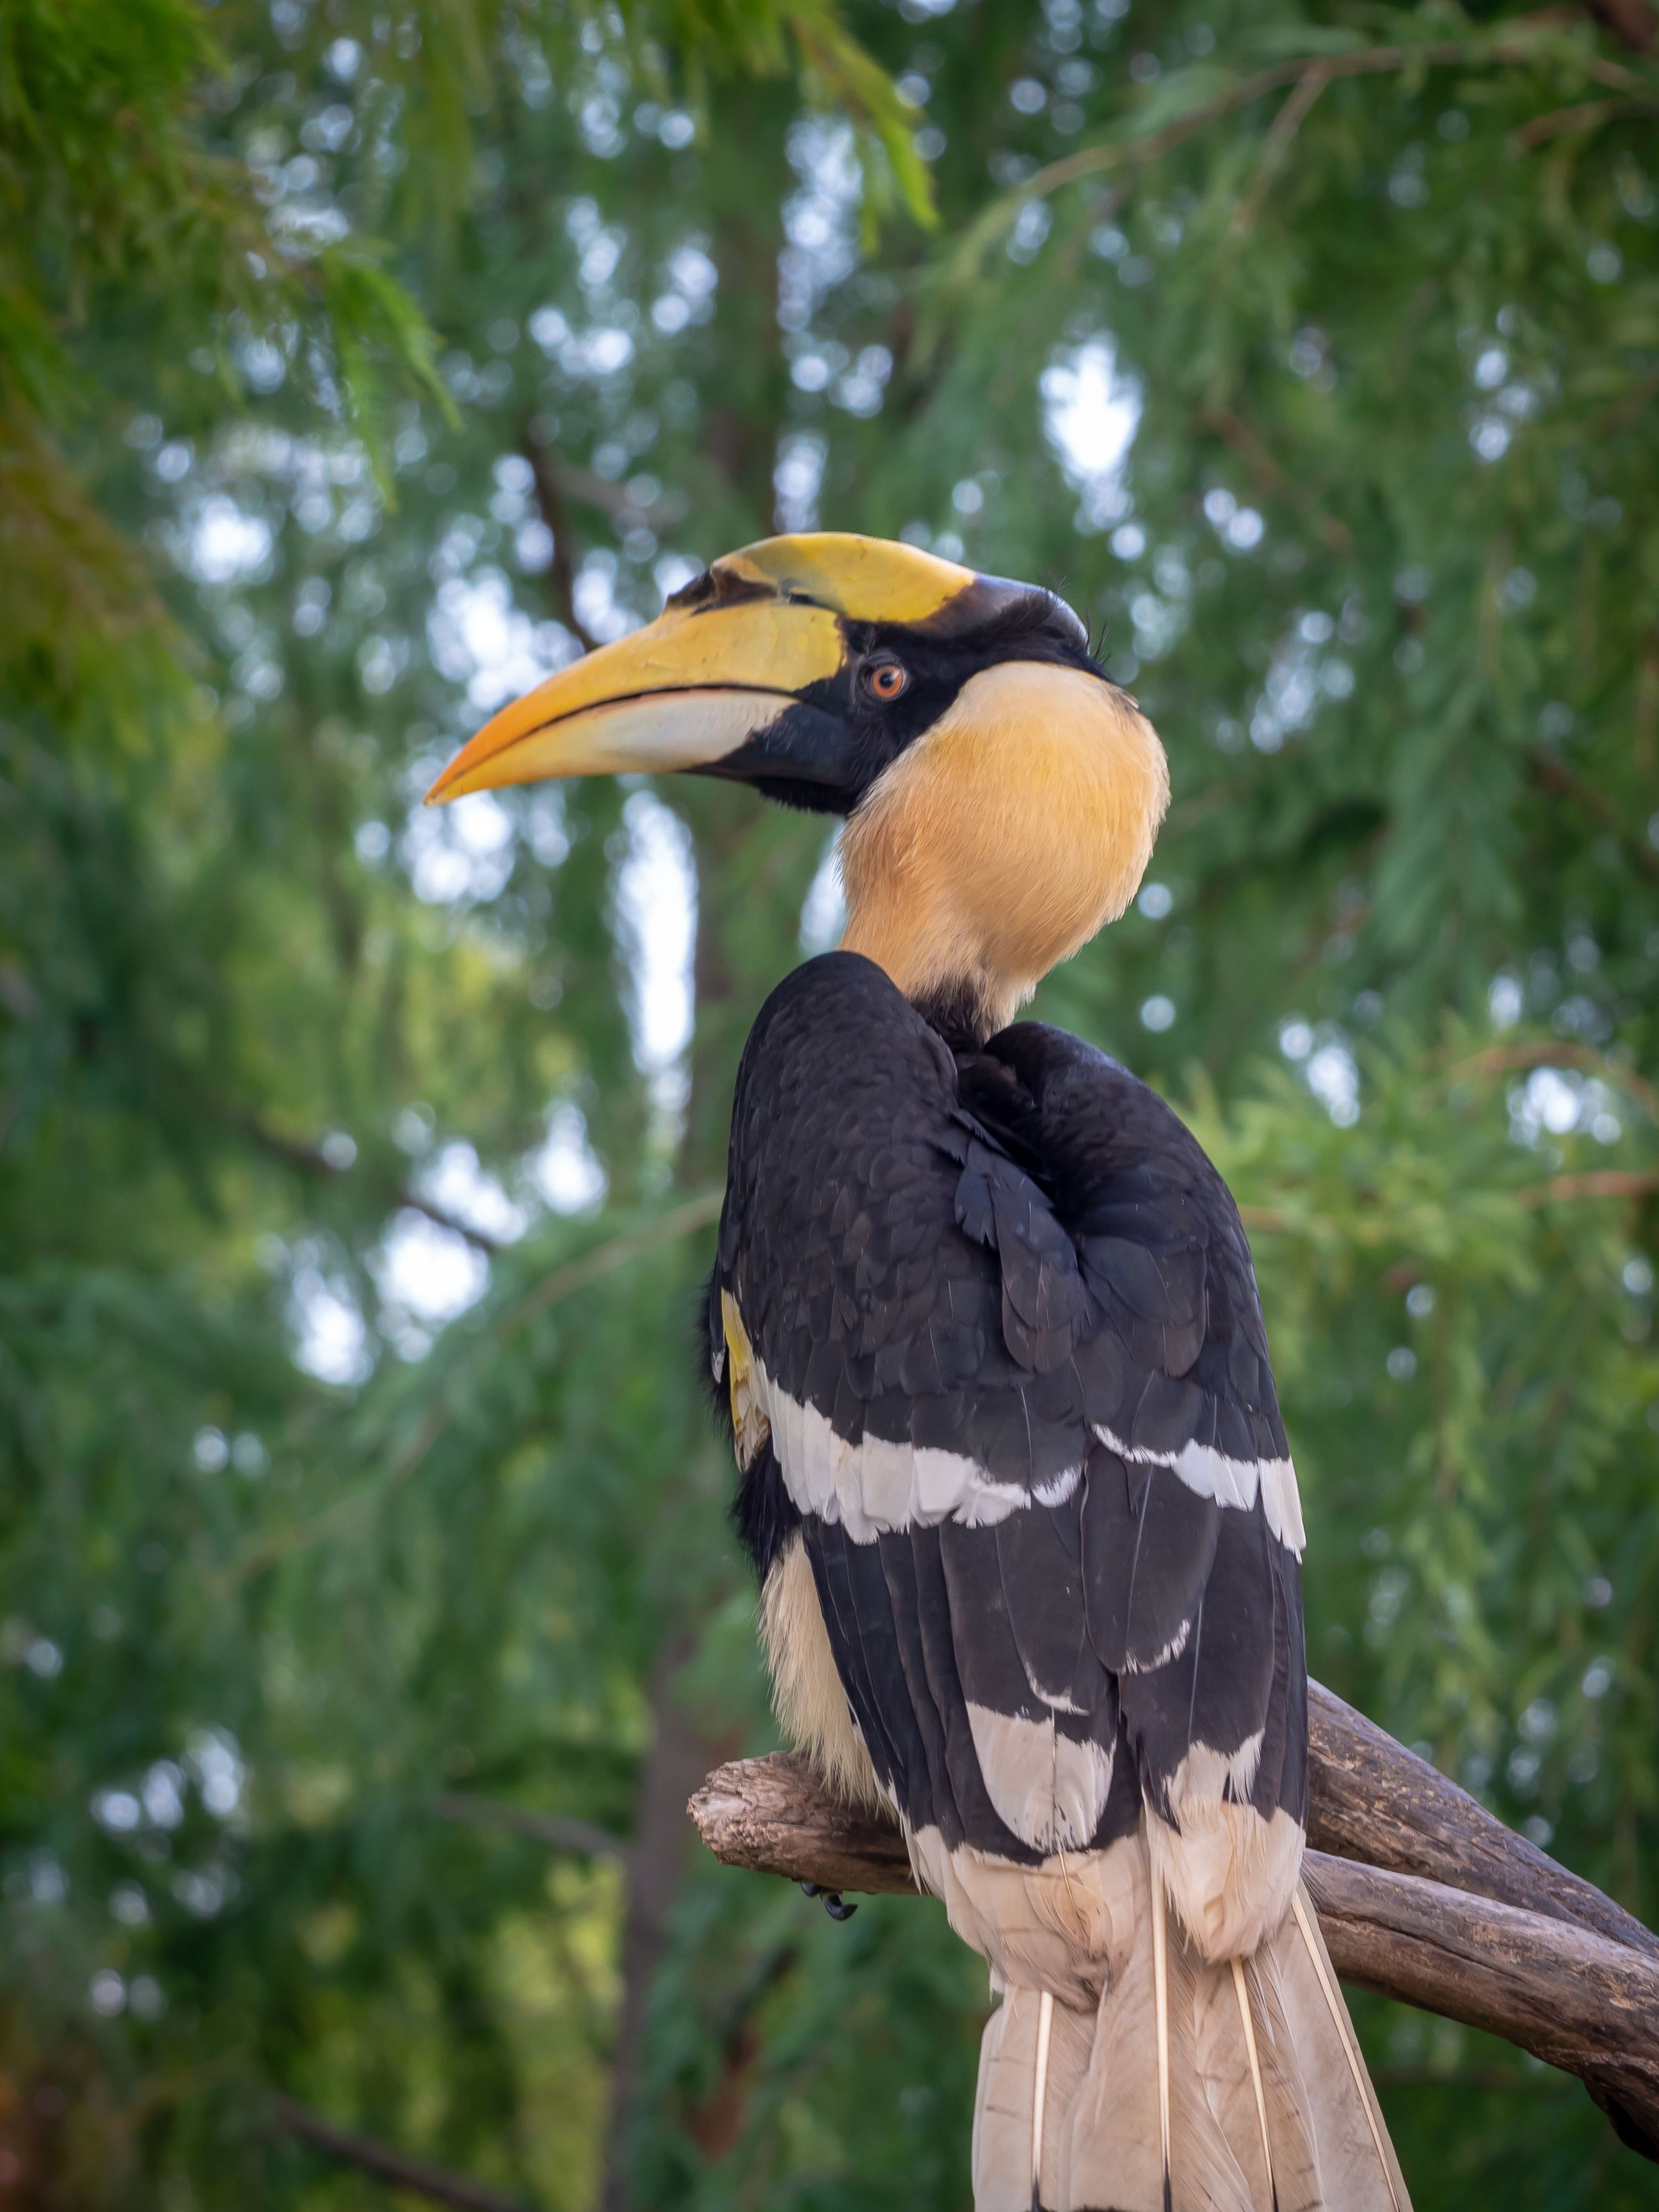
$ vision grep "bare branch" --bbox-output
[1517,1167,1659,1206]
[1306,1854,1659,2156]
[689,1748,917,1897]
[1201,408,1354,556]
[1306,1681,1658,1957]
[689,1682,1659,2158]
[966,31,1647,255]
[430,1790,630,1865]
[1580,0,1658,55]
[1232,63,1334,233]
[234,1112,505,1254]
[1514,93,1659,146]
[522,417,600,653]
[271,2096,537,2212]
[693,1690,1658,1946]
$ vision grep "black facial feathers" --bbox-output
[710,586,1110,817]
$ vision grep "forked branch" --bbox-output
[689,1681,1659,2160]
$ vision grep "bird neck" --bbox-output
[838,661,1168,1042]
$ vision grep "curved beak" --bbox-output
[424,533,985,806]
[424,595,847,803]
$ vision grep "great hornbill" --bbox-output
[429,534,1409,2211]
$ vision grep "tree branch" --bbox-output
[1200,408,1354,555]
[1530,749,1659,886]
[1596,362,1659,438]
[688,1681,1659,2159]
[1581,0,1658,54]
[1516,1167,1659,1206]
[689,1747,917,1897]
[271,2097,537,2212]
[1304,1854,1659,2156]
[1445,1042,1659,1125]
[1232,63,1334,233]
[1514,93,1659,145]
[602,1637,737,2212]
[522,418,600,654]
[493,1188,724,1338]
[232,1112,505,1253]
[960,28,1648,264]
[1304,1681,1657,1956]
[429,1791,630,1865]
[219,1194,725,1589]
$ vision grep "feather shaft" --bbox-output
[1291,1889,1399,2211]
[1030,1988,1053,2211]
[1231,1955,1276,2209]
[1153,1871,1172,2212]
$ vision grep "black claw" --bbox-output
[799,1879,856,1916]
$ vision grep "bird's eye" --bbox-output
[862,657,909,701]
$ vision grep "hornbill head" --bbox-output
[428,533,1167,1036]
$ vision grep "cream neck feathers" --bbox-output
[838,661,1169,1039]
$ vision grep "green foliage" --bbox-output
[1,1,1657,2207]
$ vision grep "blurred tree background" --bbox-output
[3,0,1658,2204]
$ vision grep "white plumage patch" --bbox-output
[1120,1615,1191,1675]
[1146,1736,1304,1962]
[906,1823,1145,2013]
[732,1311,1034,1540]
[1031,1464,1085,1508]
[1094,1424,1307,1557]
[966,1854,1405,2212]
[723,1300,1306,1559]
[966,1704,1115,1855]
[758,1532,884,1810]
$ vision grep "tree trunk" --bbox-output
[600,1639,729,2210]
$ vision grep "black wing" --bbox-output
[710,952,1306,1881]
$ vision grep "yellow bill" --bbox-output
[424,533,982,805]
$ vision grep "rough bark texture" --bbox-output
[688,1747,918,1896]
[687,1685,1659,1941]
[688,1680,1659,2161]
[1306,1681,1659,1957]
[1305,1852,1659,2157]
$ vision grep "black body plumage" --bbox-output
[705,950,1307,1871]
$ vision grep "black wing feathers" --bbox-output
[731,1436,801,1587]
[716,954,1306,1855]
[1082,1444,1222,1677]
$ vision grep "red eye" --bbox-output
[863,658,909,701]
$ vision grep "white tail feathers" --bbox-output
[1286,1892,1409,2212]
[1032,1990,1055,2209]
[1151,1872,1172,2204]
[954,1832,1411,2211]
[1231,1957,1275,2201]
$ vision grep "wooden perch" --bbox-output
[1303,1855,1659,2157]
[688,1680,1659,2160]
[1303,1682,1658,1957]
